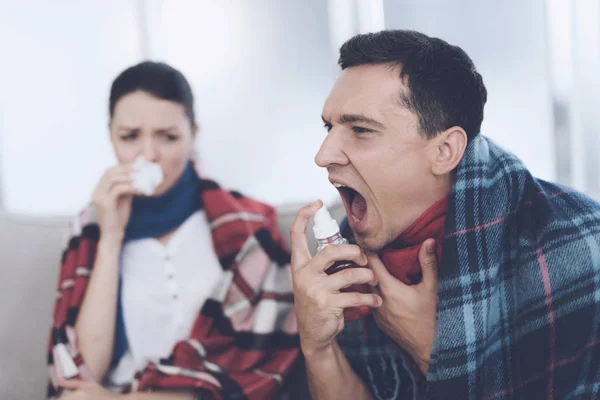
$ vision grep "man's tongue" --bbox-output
[350,192,367,221]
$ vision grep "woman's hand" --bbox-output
[59,380,197,400]
[92,165,138,241]
[59,380,120,399]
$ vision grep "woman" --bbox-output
[47,62,299,399]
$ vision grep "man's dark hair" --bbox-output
[109,61,196,127]
[339,30,487,140]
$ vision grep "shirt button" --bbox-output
[172,294,178,301]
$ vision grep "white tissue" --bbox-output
[131,156,164,196]
[53,343,79,379]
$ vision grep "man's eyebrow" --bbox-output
[338,114,385,129]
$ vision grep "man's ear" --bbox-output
[431,126,468,176]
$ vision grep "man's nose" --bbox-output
[314,129,349,168]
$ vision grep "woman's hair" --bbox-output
[109,61,196,127]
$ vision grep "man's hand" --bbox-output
[369,238,439,375]
[290,201,382,356]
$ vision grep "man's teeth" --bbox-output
[333,183,346,188]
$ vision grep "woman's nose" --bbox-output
[142,139,158,162]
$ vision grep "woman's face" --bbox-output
[109,90,196,196]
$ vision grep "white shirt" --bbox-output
[106,210,223,388]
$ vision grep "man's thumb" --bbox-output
[419,238,439,288]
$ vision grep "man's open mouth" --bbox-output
[333,183,367,223]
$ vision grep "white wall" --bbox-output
[383,0,555,182]
[158,0,339,208]
[0,1,142,215]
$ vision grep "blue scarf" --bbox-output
[124,161,202,241]
[113,161,202,364]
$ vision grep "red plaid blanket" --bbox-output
[47,178,299,399]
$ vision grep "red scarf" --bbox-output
[379,196,448,285]
[344,197,448,322]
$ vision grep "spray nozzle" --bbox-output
[313,204,340,239]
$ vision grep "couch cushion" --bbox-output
[0,213,68,399]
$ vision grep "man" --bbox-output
[291,30,600,399]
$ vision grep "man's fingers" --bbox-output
[312,244,367,273]
[290,200,323,270]
[334,292,383,309]
[419,238,439,291]
[367,253,402,292]
[324,266,376,291]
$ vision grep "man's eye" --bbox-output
[352,126,373,134]
[323,123,333,133]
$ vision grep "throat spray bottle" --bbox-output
[313,205,373,321]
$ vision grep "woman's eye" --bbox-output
[323,123,332,133]
[121,133,138,141]
[165,134,179,142]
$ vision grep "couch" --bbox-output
[0,202,345,399]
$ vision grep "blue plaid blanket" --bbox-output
[338,135,600,399]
